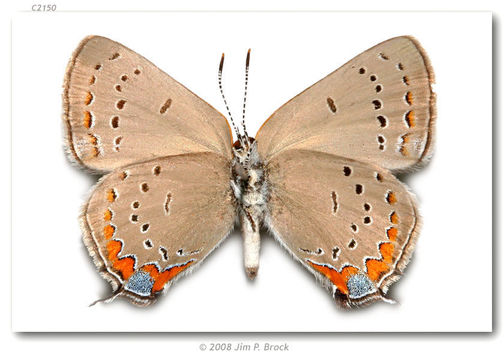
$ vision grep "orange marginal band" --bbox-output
[141,261,194,293]
[366,259,390,281]
[307,260,359,295]
[380,242,394,264]
[106,240,135,280]
[386,227,398,242]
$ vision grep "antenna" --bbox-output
[218,53,242,145]
[241,49,251,146]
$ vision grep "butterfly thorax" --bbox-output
[230,138,269,279]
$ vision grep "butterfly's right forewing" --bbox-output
[256,36,435,173]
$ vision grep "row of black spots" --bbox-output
[120,170,129,181]
[377,115,387,128]
[116,99,126,110]
[160,99,172,114]
[364,203,371,211]
[363,216,372,225]
[131,200,140,209]
[143,241,169,262]
[378,52,390,61]
[343,166,352,176]
[348,238,357,249]
[332,247,340,261]
[377,134,386,151]
[164,193,172,215]
[351,223,358,233]
[159,246,169,261]
[372,99,382,110]
[140,182,149,193]
[299,247,324,256]
[110,116,120,129]
[130,214,139,223]
[326,97,337,114]
[355,184,363,195]
[141,223,150,233]
[331,191,338,214]
[153,166,161,176]
[109,52,120,61]
[397,63,412,87]
[113,136,122,152]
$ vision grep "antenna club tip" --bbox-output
[219,53,225,72]
[246,49,251,66]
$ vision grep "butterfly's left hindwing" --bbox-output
[265,149,420,308]
[82,152,235,306]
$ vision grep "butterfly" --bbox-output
[63,35,435,308]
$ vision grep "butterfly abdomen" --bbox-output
[230,139,269,279]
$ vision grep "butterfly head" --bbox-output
[232,137,260,169]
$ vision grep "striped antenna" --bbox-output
[218,53,242,145]
[241,49,251,146]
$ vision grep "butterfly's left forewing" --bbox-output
[265,149,419,307]
[82,152,236,305]
[63,36,232,173]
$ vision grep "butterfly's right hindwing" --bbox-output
[63,36,232,173]
[82,152,236,305]
[265,149,420,308]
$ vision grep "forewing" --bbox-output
[63,36,232,173]
[266,149,419,307]
[82,152,235,305]
[256,36,435,172]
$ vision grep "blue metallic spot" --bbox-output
[347,274,375,299]
[125,270,154,296]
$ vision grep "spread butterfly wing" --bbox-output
[82,152,235,306]
[256,36,435,172]
[63,36,232,173]
[265,149,419,308]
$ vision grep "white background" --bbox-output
[10,11,492,332]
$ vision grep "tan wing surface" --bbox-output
[265,149,419,307]
[64,36,232,173]
[256,36,435,172]
[82,152,235,305]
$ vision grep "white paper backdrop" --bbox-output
[12,11,492,332]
